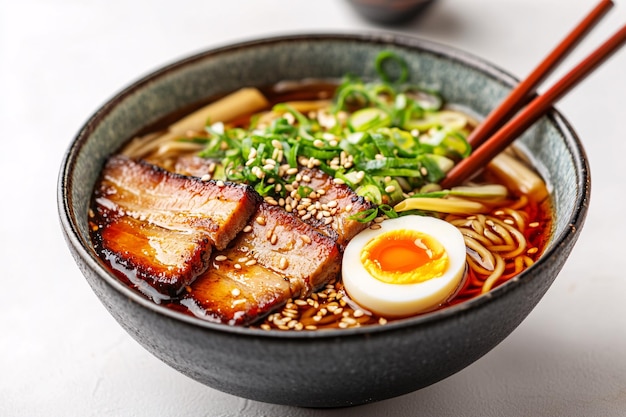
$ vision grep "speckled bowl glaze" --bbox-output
[58,33,590,408]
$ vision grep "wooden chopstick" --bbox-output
[467,0,614,149]
[440,23,626,189]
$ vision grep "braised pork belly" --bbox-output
[182,203,341,325]
[89,157,368,324]
[296,168,373,247]
[93,215,213,297]
[90,155,259,296]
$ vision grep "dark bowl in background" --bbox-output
[58,33,589,408]
[346,0,436,25]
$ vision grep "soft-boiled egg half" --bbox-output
[342,215,467,317]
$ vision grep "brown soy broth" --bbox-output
[90,80,554,330]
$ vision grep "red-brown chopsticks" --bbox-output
[440,0,626,189]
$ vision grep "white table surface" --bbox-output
[2,0,626,415]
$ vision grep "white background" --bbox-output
[2,0,626,415]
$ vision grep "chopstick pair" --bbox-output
[440,0,626,188]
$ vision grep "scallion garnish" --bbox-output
[198,51,473,208]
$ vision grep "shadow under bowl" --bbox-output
[58,33,590,408]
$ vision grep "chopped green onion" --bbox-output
[198,49,478,218]
[348,107,391,132]
[374,51,409,84]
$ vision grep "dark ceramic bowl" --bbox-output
[346,0,436,25]
[58,33,589,408]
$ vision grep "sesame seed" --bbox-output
[369,224,382,230]
[333,178,345,185]
[251,166,265,179]
[384,185,396,193]
[245,259,257,266]
[238,256,249,263]
[216,180,225,187]
[200,174,211,182]
[279,257,288,270]
[256,216,266,226]
[215,255,227,262]
[283,310,299,318]
[313,139,325,148]
[529,222,540,228]
[286,167,298,175]
[270,234,278,245]
[300,234,312,244]
[527,247,539,254]
[243,225,252,233]
[231,288,241,297]
[234,263,242,270]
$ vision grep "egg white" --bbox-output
[342,215,467,317]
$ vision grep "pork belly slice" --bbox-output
[298,167,374,247]
[95,155,260,250]
[182,202,341,325]
[180,258,293,325]
[92,215,212,298]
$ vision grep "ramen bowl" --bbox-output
[58,33,589,408]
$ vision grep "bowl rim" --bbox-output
[58,31,590,339]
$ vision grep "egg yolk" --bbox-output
[360,229,448,285]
